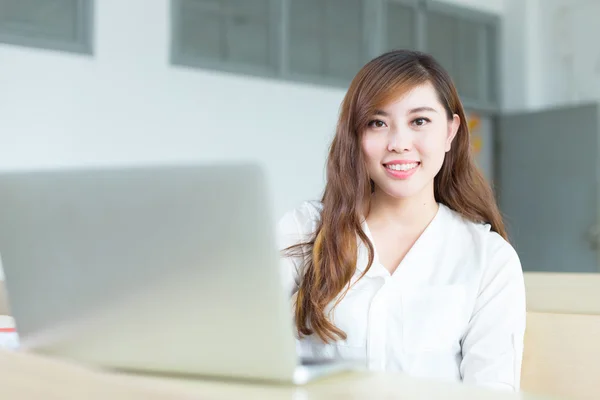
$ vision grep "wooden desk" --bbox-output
[1,347,560,398]
[0,315,556,399]
[0,349,557,400]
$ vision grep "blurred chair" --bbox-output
[522,312,600,399]
[524,272,600,314]
[521,272,600,399]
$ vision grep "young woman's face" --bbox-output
[361,82,460,200]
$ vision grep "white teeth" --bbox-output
[386,163,418,171]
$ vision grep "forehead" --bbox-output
[380,82,442,113]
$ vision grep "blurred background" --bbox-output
[0,0,598,275]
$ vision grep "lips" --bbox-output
[384,162,420,171]
[382,161,421,179]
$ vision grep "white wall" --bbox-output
[500,0,527,111]
[0,0,512,220]
[536,0,600,108]
[0,0,344,219]
[446,0,600,112]
[501,0,600,111]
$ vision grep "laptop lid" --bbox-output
[0,163,298,382]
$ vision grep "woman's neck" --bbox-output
[366,188,439,232]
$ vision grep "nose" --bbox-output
[387,127,412,153]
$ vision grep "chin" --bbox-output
[378,183,424,200]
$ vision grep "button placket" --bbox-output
[366,276,390,370]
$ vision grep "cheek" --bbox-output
[361,135,384,164]
[415,133,448,159]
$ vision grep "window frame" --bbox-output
[0,0,94,55]
[170,0,501,113]
[424,0,501,112]
[171,0,282,78]
[282,0,372,87]
[381,0,420,54]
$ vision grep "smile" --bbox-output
[385,162,419,171]
[383,162,420,179]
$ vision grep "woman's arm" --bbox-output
[277,210,303,296]
[276,202,321,296]
[460,233,527,391]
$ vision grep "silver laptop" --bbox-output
[0,163,358,384]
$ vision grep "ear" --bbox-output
[445,114,460,152]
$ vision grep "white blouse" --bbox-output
[278,201,526,391]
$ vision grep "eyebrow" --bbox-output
[373,106,439,116]
[408,106,438,114]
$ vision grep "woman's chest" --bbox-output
[300,271,477,372]
[337,277,472,347]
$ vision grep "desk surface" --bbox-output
[0,350,556,400]
[0,315,554,400]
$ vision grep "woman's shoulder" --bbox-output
[277,201,323,248]
[442,204,521,271]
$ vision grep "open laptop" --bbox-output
[0,163,358,384]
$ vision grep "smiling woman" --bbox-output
[278,50,525,391]
[362,83,460,201]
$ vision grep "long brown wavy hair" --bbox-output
[285,50,507,343]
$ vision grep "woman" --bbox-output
[278,50,526,391]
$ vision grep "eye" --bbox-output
[412,117,431,127]
[368,119,387,128]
